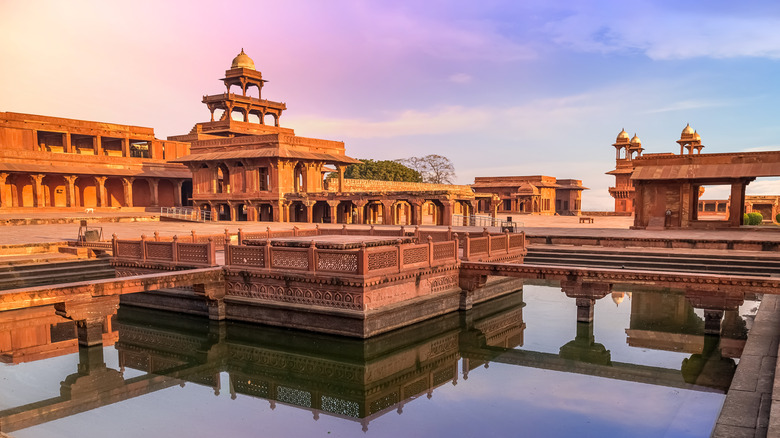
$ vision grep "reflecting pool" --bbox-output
[0,281,755,438]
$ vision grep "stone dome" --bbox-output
[616,129,630,142]
[693,131,701,141]
[681,123,694,136]
[630,134,641,145]
[231,49,256,70]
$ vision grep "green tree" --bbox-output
[340,159,423,182]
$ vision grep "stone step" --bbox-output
[527,247,780,267]
[525,249,780,277]
[0,268,117,291]
[0,258,110,275]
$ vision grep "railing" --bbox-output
[461,231,526,262]
[112,234,217,266]
[160,207,214,222]
[451,214,522,231]
[225,236,458,275]
[112,225,526,267]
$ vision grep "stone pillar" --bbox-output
[65,175,77,207]
[33,174,45,207]
[337,165,345,192]
[148,179,159,207]
[121,138,130,157]
[175,180,183,207]
[411,200,423,225]
[442,199,455,226]
[680,183,691,228]
[575,298,596,323]
[0,172,7,208]
[354,200,367,224]
[703,310,724,335]
[729,181,747,226]
[122,177,135,208]
[63,133,72,153]
[94,176,107,207]
[54,296,120,347]
[93,136,103,156]
[305,200,314,223]
[327,201,339,224]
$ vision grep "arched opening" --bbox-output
[422,200,444,225]
[392,201,412,225]
[244,84,260,99]
[75,177,97,208]
[213,109,226,121]
[337,201,355,224]
[231,109,246,122]
[294,163,306,193]
[217,203,232,221]
[42,175,67,207]
[157,180,176,207]
[132,179,152,207]
[105,178,124,207]
[9,174,34,207]
[264,113,278,126]
[289,201,308,222]
[364,201,384,224]
[217,165,230,194]
[312,201,331,223]
[457,201,472,218]
[236,203,248,221]
[258,203,274,221]
[247,112,261,124]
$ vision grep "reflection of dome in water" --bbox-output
[231,48,256,70]
[612,292,625,306]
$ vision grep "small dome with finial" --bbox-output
[616,129,630,142]
[681,123,695,136]
[231,48,256,70]
[630,133,641,145]
[693,130,701,141]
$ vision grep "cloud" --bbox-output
[542,2,780,60]
[449,73,473,84]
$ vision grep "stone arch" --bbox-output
[337,201,355,224]
[264,113,278,127]
[258,203,274,222]
[105,178,125,207]
[392,200,412,225]
[364,201,384,224]
[216,164,230,194]
[75,176,97,208]
[42,174,67,207]
[289,201,308,222]
[157,179,176,207]
[422,200,444,225]
[293,162,307,193]
[312,201,330,223]
[132,179,152,207]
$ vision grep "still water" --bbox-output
[0,282,753,438]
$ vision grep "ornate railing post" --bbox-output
[315,224,320,235]
[191,230,197,243]
[447,226,452,241]
[505,230,510,254]
[266,226,272,239]
[308,240,317,272]
[172,235,179,263]
[342,224,347,235]
[263,241,271,269]
[463,232,470,261]
[111,233,118,257]
[358,243,367,275]
[427,236,434,268]
[153,231,160,242]
[238,228,244,244]
[224,228,230,245]
[140,234,148,261]
[453,233,459,260]
[370,225,375,236]
[207,237,216,266]
[396,239,403,273]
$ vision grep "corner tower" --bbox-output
[171,49,290,141]
[606,129,636,213]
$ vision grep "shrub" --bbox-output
[744,213,750,224]
[746,212,763,225]
[776,213,780,223]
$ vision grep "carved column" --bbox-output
[121,137,130,157]
[33,174,46,207]
[148,179,159,207]
[94,176,107,207]
[122,177,135,207]
[93,135,103,156]
[410,199,423,225]
[305,200,314,223]
[381,200,394,225]
[175,180,183,207]
[327,200,339,224]
[65,175,77,207]
[0,172,7,208]
[63,132,71,153]
[337,165,345,192]
[442,199,455,226]
[354,200,367,224]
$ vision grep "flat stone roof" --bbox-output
[245,235,417,249]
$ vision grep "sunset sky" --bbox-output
[3,0,780,209]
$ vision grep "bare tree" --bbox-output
[395,154,456,184]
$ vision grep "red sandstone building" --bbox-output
[0,113,191,211]
[471,176,586,216]
[170,50,477,225]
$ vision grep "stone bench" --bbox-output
[579,217,594,224]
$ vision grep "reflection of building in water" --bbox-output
[0,305,117,365]
[0,291,526,434]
